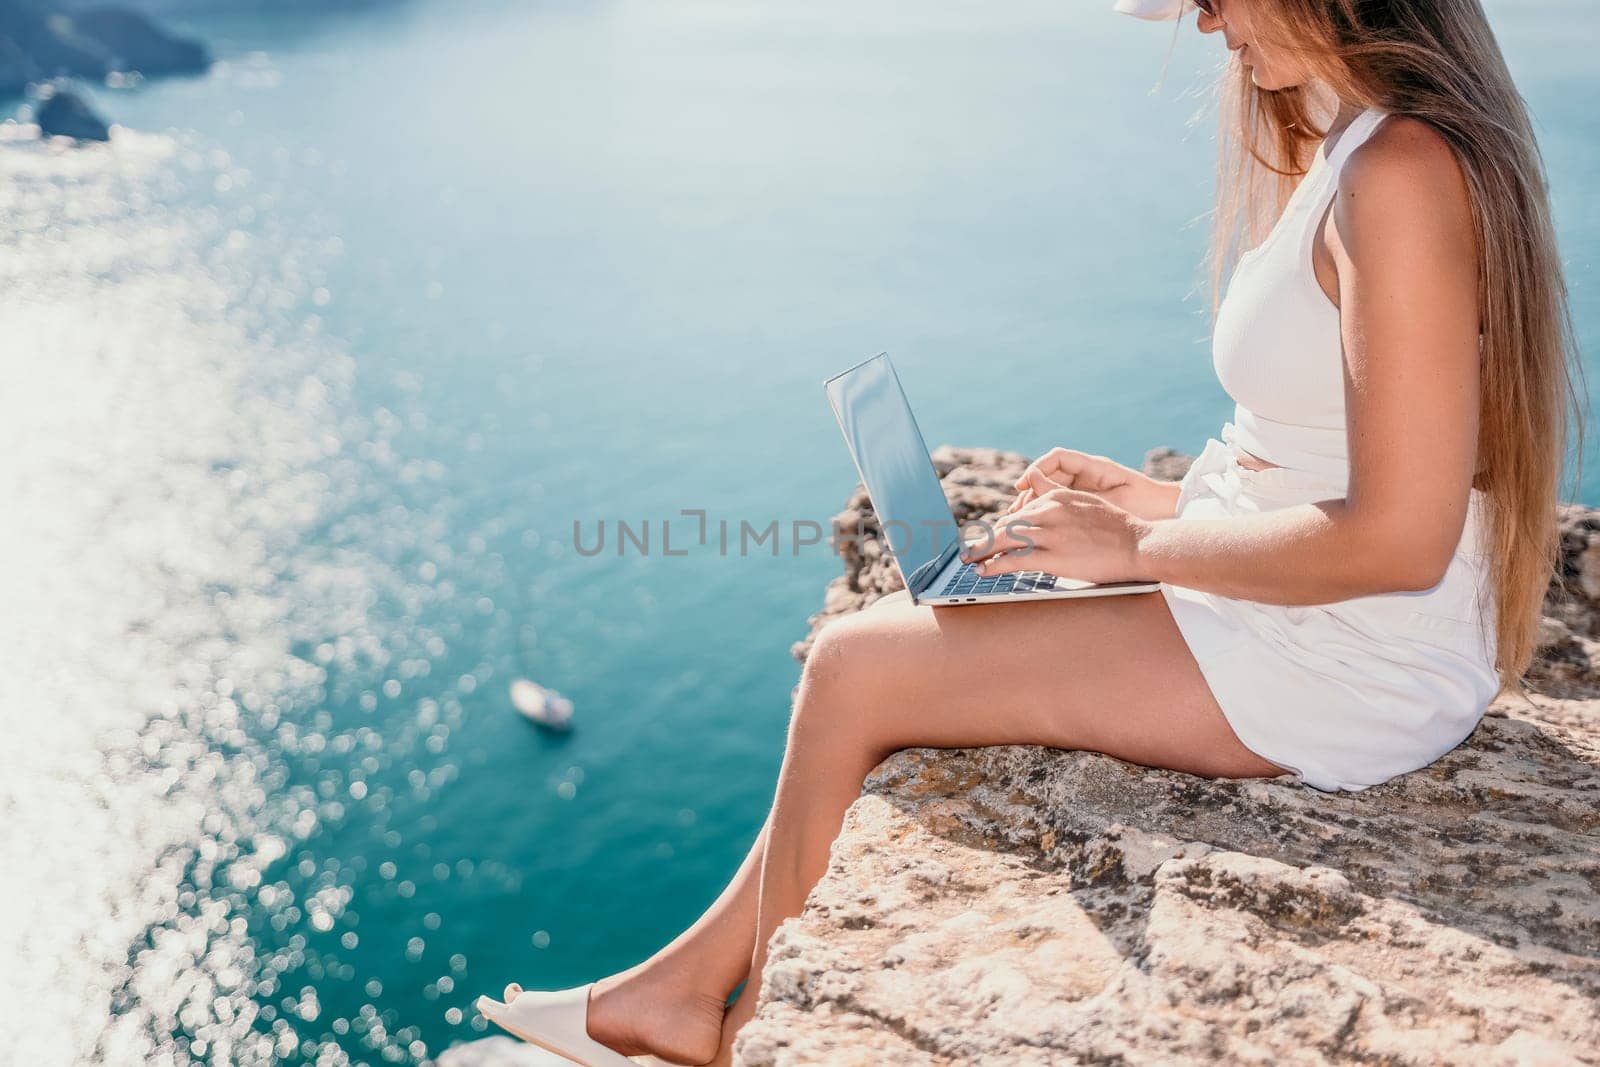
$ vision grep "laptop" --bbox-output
[825,353,1161,606]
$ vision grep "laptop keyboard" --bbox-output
[938,563,1058,598]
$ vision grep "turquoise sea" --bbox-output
[1,1,1594,1063]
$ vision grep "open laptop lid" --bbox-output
[824,354,962,598]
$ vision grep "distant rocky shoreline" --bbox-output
[1,0,210,139]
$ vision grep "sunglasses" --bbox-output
[1193,0,1220,15]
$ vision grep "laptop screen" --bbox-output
[825,354,959,594]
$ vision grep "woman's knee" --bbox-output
[806,609,910,682]
[795,609,923,731]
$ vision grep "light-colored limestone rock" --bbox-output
[739,705,1600,1065]
[750,446,1600,1066]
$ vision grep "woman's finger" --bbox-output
[1005,486,1035,514]
[972,548,1044,577]
[1016,448,1092,490]
[1024,467,1069,496]
[961,516,1038,562]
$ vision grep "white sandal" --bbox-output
[475,983,640,1067]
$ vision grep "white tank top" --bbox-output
[1211,107,1390,482]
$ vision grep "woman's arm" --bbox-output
[1142,118,1481,603]
[973,119,1482,604]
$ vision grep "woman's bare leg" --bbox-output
[710,591,1282,1063]
[580,593,914,1062]
[580,819,767,1064]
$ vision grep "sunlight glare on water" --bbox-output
[0,124,489,1065]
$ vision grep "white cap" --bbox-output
[1113,0,1194,21]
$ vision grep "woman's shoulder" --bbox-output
[1332,114,1475,260]
[1338,115,1473,224]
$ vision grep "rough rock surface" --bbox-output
[745,446,1600,1066]
[1539,503,1600,698]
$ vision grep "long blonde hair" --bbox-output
[1206,0,1583,688]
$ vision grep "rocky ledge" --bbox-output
[741,446,1600,1065]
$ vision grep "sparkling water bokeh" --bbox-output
[1,1,1594,1064]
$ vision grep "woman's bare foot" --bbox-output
[575,961,729,1066]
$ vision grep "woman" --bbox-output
[479,0,1580,1062]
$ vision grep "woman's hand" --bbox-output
[963,488,1151,584]
[1007,448,1180,522]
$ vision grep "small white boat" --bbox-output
[509,679,574,730]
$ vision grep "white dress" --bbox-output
[1160,108,1500,791]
